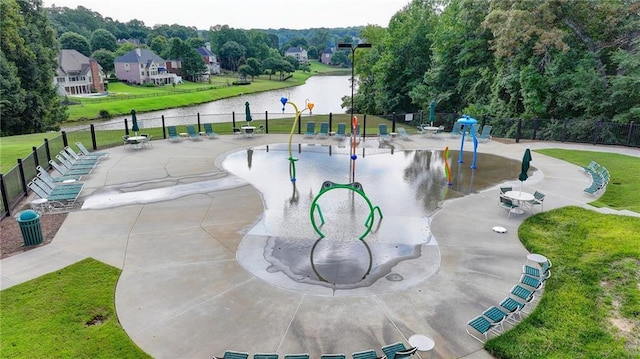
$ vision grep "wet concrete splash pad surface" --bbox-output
[223,143,524,296]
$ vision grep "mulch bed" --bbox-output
[1,211,67,259]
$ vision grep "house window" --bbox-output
[140,64,144,69]
[125,63,130,70]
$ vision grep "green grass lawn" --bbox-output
[0,258,150,358]
[534,149,640,212]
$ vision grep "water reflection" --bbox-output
[225,143,524,290]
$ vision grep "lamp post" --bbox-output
[338,42,371,183]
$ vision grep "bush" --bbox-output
[98,110,111,119]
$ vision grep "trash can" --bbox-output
[16,210,44,246]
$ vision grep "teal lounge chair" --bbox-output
[510,284,535,304]
[483,305,513,329]
[167,126,181,142]
[477,125,493,142]
[351,350,382,359]
[381,342,418,359]
[49,160,92,176]
[450,122,464,137]
[213,350,249,359]
[186,125,202,140]
[520,274,543,291]
[466,315,502,343]
[378,124,391,142]
[75,142,109,158]
[321,354,346,359]
[304,121,316,138]
[397,127,411,140]
[203,123,219,139]
[318,122,329,138]
[254,354,278,359]
[65,146,104,161]
[37,165,82,182]
[334,123,347,141]
[500,296,527,320]
[284,354,309,359]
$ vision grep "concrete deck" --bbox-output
[2,132,638,359]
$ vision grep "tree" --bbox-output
[330,50,349,67]
[181,48,206,82]
[115,42,138,56]
[238,64,251,81]
[150,35,169,56]
[90,28,117,52]
[262,57,279,80]
[307,46,318,60]
[59,31,91,56]
[245,58,262,80]
[186,37,205,49]
[1,0,65,135]
[220,41,246,71]
[284,55,299,71]
[91,49,115,73]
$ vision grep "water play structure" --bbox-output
[280,97,314,182]
[457,115,479,169]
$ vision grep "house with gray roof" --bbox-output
[54,49,106,96]
[320,47,334,65]
[114,48,179,85]
[197,43,221,76]
[284,46,308,64]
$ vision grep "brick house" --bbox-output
[320,48,334,65]
[197,42,221,76]
[284,46,308,64]
[54,49,106,96]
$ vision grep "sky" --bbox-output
[42,0,412,30]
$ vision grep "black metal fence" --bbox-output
[2,111,637,219]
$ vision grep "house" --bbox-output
[114,48,180,85]
[117,38,141,46]
[284,46,308,64]
[197,42,221,76]
[54,49,106,96]
[320,48,334,65]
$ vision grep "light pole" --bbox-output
[338,42,371,183]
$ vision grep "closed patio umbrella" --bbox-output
[244,101,253,124]
[428,100,436,126]
[518,148,532,192]
[131,109,139,135]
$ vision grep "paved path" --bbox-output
[1,133,637,358]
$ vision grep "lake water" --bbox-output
[73,75,351,130]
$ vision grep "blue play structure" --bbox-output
[457,115,479,169]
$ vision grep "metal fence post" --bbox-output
[329,113,333,132]
[62,131,68,147]
[44,138,51,166]
[265,111,269,133]
[124,118,129,136]
[197,113,201,132]
[532,118,539,140]
[0,174,10,218]
[363,114,367,140]
[32,146,39,168]
[515,118,522,143]
[90,124,97,150]
[17,159,27,197]
[232,111,236,129]
[161,115,166,139]
[392,112,396,133]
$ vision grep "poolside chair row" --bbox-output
[449,123,493,142]
[168,124,219,142]
[48,142,109,177]
[466,257,552,343]
[582,161,610,195]
[214,342,417,359]
[304,122,331,139]
[28,172,84,210]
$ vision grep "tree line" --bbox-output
[352,0,638,123]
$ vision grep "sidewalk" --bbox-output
[1,133,637,358]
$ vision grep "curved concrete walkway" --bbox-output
[2,133,637,359]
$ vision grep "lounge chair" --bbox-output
[55,155,95,171]
[254,354,278,359]
[65,146,104,161]
[520,274,544,291]
[186,125,202,141]
[49,160,92,176]
[284,354,310,359]
[75,142,109,158]
[351,349,382,359]
[334,123,347,141]
[213,350,249,359]
[304,121,316,138]
[321,354,346,359]
[59,150,97,166]
[466,315,501,343]
[523,263,551,281]
[28,177,83,207]
[500,186,512,194]
[499,296,527,320]
[318,122,329,138]
[381,342,418,359]
[36,173,83,192]
[449,122,464,137]
[510,284,535,304]
[465,123,481,140]
[203,123,219,139]
[484,304,518,327]
[378,124,391,143]
[397,127,411,140]
[499,195,519,218]
[37,165,82,182]
[256,125,265,135]
[167,126,181,142]
[477,125,493,142]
